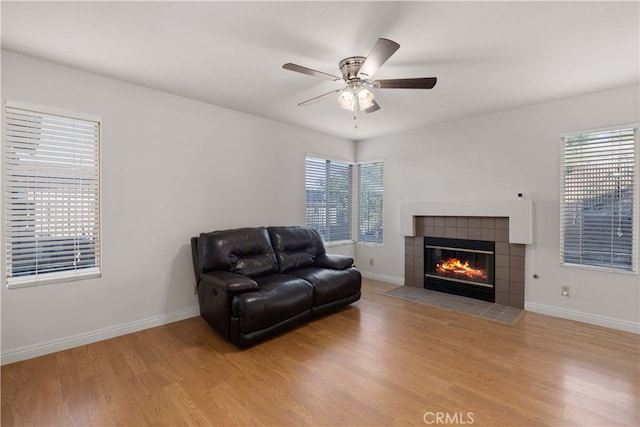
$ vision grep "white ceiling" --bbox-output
[2,1,639,140]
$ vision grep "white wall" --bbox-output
[0,50,355,363]
[356,84,640,332]
[2,50,637,364]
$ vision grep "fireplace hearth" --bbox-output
[425,237,495,302]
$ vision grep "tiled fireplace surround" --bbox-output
[405,216,525,308]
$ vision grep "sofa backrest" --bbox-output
[198,227,279,278]
[267,226,326,273]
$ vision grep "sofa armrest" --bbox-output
[315,253,354,270]
[200,271,259,295]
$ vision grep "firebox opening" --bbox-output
[424,237,495,302]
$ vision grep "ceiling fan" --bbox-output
[283,38,437,114]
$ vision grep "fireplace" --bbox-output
[424,237,495,302]
[405,215,525,308]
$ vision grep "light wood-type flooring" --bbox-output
[2,279,639,426]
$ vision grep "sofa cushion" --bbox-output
[267,226,326,273]
[288,267,362,307]
[231,274,313,333]
[199,227,278,278]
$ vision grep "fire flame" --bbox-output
[436,258,487,281]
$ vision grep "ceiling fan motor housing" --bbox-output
[339,56,368,81]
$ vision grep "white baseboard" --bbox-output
[360,271,404,286]
[525,302,639,334]
[1,306,201,365]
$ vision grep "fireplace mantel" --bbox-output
[401,200,533,244]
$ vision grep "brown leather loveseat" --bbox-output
[190,226,361,347]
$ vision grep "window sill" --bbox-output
[7,268,102,289]
[560,262,637,275]
[357,241,384,247]
[325,240,355,247]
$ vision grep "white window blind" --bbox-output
[357,160,384,244]
[4,103,101,287]
[305,156,353,242]
[560,126,638,273]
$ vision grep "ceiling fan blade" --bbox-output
[283,63,341,81]
[373,77,437,89]
[357,38,400,79]
[363,100,381,114]
[298,89,342,106]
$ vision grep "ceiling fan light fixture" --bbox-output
[339,84,375,111]
[338,87,355,110]
[356,86,374,109]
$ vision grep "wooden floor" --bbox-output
[2,279,639,426]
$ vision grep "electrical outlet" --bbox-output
[561,286,570,297]
[369,258,374,266]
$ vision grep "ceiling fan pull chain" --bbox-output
[353,100,358,129]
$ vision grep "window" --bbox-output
[305,156,353,242]
[357,160,384,244]
[560,126,638,273]
[4,102,101,288]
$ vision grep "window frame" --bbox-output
[559,124,638,274]
[356,159,384,246]
[305,155,354,244]
[3,101,102,288]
